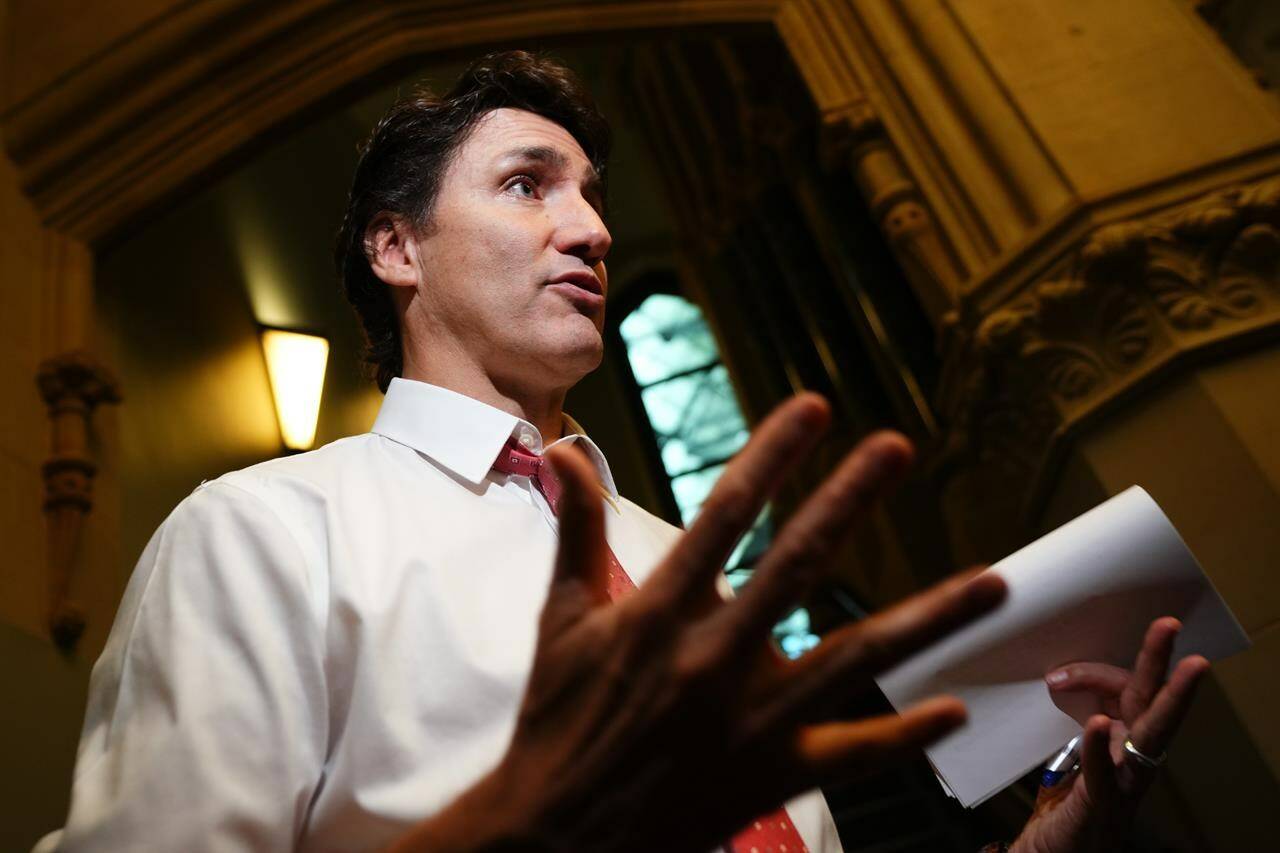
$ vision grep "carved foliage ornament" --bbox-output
[946,175,1280,503]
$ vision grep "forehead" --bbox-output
[457,108,593,172]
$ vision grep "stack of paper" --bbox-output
[875,486,1249,807]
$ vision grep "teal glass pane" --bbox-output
[669,463,725,526]
[640,364,748,478]
[727,508,772,571]
[776,608,821,659]
[619,290,821,660]
[618,294,719,386]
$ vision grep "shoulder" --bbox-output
[210,433,384,505]
[197,432,406,535]
[100,449,347,681]
[143,440,375,594]
[154,434,392,599]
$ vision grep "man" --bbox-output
[49,52,1207,852]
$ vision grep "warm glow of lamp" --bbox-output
[260,327,329,451]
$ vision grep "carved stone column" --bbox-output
[822,101,966,323]
[37,351,121,651]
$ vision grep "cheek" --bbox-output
[420,199,551,320]
[461,221,544,285]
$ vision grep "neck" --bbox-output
[401,353,569,444]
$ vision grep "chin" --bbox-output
[559,333,605,376]
[556,317,605,360]
[512,328,603,387]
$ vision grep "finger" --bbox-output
[1127,617,1181,712]
[768,569,1006,722]
[796,695,967,783]
[542,445,610,633]
[1082,714,1120,808]
[1045,662,1131,697]
[721,430,915,646]
[648,394,831,606]
[1128,654,1210,756]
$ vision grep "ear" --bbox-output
[366,214,420,290]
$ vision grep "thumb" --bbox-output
[540,445,610,636]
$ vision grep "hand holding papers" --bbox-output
[875,486,1250,808]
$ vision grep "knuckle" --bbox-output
[672,641,723,687]
[613,596,658,638]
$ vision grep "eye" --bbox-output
[505,175,539,198]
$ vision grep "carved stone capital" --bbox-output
[820,100,883,167]
[37,350,122,414]
[939,175,1280,517]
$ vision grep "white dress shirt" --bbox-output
[48,378,842,852]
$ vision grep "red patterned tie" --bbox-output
[492,437,810,853]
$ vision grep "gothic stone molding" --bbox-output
[939,175,1280,517]
[37,351,122,650]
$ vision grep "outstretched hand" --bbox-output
[395,394,1007,853]
[1011,619,1210,853]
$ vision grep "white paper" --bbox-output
[875,486,1250,808]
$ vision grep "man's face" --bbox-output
[405,107,612,391]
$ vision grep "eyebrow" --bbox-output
[498,145,605,209]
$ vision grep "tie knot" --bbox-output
[494,439,544,478]
[493,438,561,513]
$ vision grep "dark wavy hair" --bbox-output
[335,51,612,392]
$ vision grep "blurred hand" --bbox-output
[1011,618,1210,853]
[393,394,1007,853]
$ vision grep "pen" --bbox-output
[1040,735,1082,788]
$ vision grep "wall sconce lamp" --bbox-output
[260,326,329,452]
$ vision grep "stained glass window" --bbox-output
[618,293,820,658]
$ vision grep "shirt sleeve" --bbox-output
[57,481,328,852]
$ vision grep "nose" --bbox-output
[552,193,611,267]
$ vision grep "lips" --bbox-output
[545,268,604,315]
[547,270,603,294]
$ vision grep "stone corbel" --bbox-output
[938,175,1280,520]
[821,102,966,322]
[37,350,122,651]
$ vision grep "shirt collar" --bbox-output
[371,377,618,500]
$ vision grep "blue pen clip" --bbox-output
[1040,735,1082,787]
